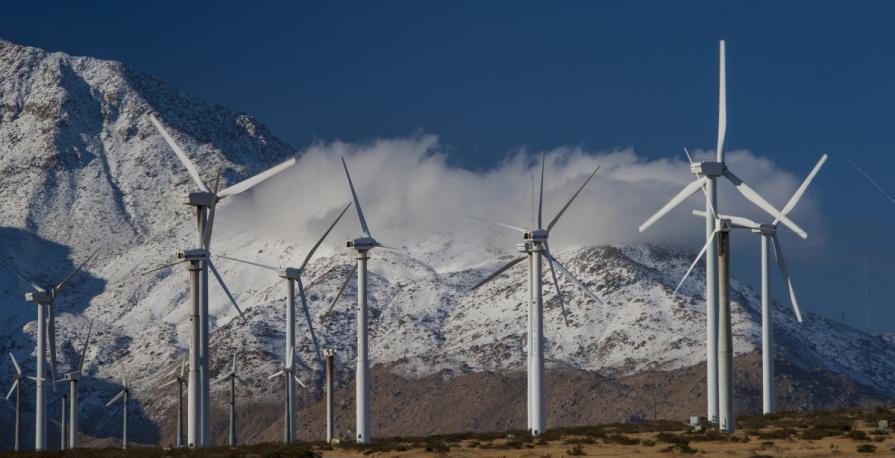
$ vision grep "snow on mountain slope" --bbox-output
[0,37,893,443]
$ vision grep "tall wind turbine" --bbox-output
[218,202,351,441]
[637,40,807,426]
[219,353,243,446]
[467,156,602,436]
[60,319,93,448]
[268,346,307,443]
[105,378,130,449]
[0,250,99,450]
[6,353,27,451]
[149,114,295,447]
[690,153,827,414]
[159,359,187,448]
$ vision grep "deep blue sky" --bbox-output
[3,1,895,332]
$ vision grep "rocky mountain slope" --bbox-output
[0,38,893,448]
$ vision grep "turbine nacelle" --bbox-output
[185,192,217,208]
[63,372,81,382]
[25,291,53,303]
[751,224,777,236]
[523,229,549,242]
[177,249,209,262]
[690,161,725,177]
[278,268,301,280]
[717,218,733,233]
[346,237,378,251]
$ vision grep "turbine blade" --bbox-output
[148,115,209,193]
[0,258,44,292]
[180,359,186,379]
[232,353,237,374]
[771,234,803,322]
[325,267,356,316]
[638,176,708,233]
[54,248,100,294]
[341,156,371,237]
[691,210,759,229]
[722,169,807,239]
[105,390,125,408]
[267,371,283,381]
[78,319,94,374]
[9,353,21,376]
[46,305,58,388]
[777,154,828,220]
[300,202,352,270]
[287,345,294,371]
[537,154,545,229]
[142,259,187,275]
[5,379,17,401]
[462,214,527,234]
[159,378,179,389]
[547,165,600,232]
[218,158,297,198]
[297,278,322,365]
[207,259,247,323]
[846,155,895,205]
[470,256,526,291]
[544,246,569,326]
[716,40,727,163]
[293,375,307,389]
[542,250,602,305]
[672,230,717,297]
[202,203,217,250]
[215,255,279,272]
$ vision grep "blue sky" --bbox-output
[3,1,895,332]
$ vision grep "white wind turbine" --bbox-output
[268,346,307,443]
[218,353,243,446]
[59,319,94,449]
[158,359,187,448]
[637,40,807,427]
[466,156,602,436]
[149,114,295,448]
[6,353,28,452]
[688,153,826,415]
[105,378,130,449]
[0,250,99,450]
[217,202,351,442]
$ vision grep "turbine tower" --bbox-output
[0,250,99,450]
[218,353,243,446]
[637,40,807,426]
[218,202,350,441]
[159,359,187,448]
[467,156,602,435]
[325,348,335,444]
[105,378,130,449]
[691,153,826,414]
[268,346,307,443]
[6,353,27,452]
[149,114,295,447]
[61,319,94,449]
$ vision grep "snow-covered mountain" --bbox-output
[0,38,893,445]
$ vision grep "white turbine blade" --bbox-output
[149,114,209,193]
[286,345,295,371]
[159,378,179,390]
[5,379,18,400]
[691,210,759,229]
[541,250,602,305]
[722,169,807,239]
[215,255,279,272]
[672,230,718,297]
[297,278,322,365]
[105,390,125,408]
[716,40,727,163]
[232,353,237,374]
[142,259,187,275]
[325,267,356,315]
[547,165,600,232]
[544,245,569,326]
[462,214,527,234]
[846,155,895,205]
[776,154,828,220]
[180,359,186,379]
[293,375,306,389]
[300,202,352,270]
[207,259,247,323]
[0,258,44,292]
[341,156,371,237]
[218,158,296,198]
[638,176,708,233]
[771,235,803,323]
[54,248,100,295]
[46,306,58,388]
[202,202,217,250]
[77,319,94,374]
[9,353,21,376]
[537,154,545,229]
[470,256,526,291]
[268,370,284,381]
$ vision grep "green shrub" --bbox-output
[857,444,877,453]
[566,443,586,456]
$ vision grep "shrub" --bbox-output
[567,444,586,456]
[857,444,877,453]
[845,430,869,441]
[603,434,640,446]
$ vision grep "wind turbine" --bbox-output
[217,202,351,442]
[59,393,67,449]
[149,114,295,447]
[637,40,807,427]
[0,249,99,450]
[218,353,243,447]
[689,153,826,414]
[466,156,602,436]
[159,359,187,448]
[268,346,307,443]
[105,378,130,449]
[60,319,93,448]
[324,348,335,444]
[6,353,27,451]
